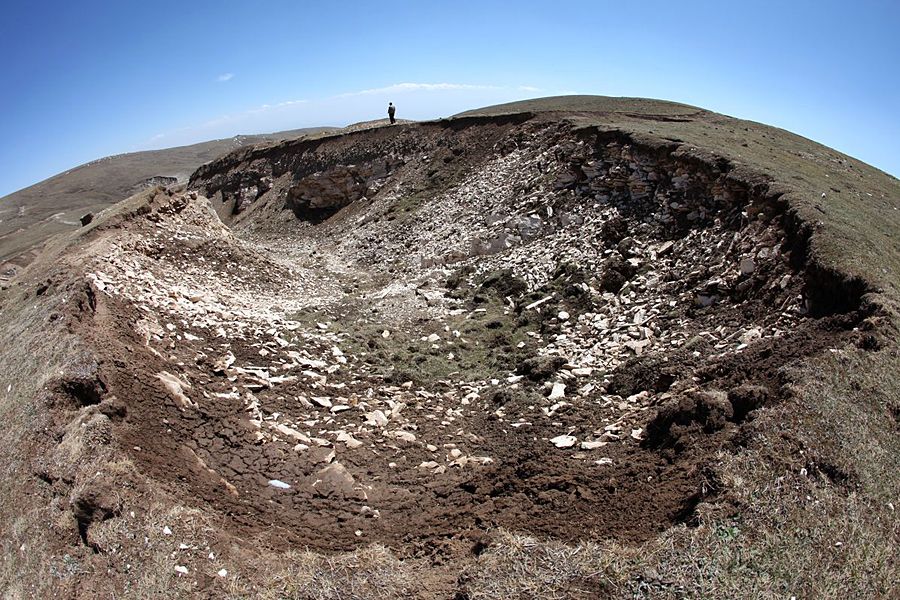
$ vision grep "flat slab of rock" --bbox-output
[550,434,577,448]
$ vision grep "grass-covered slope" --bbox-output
[0,127,336,268]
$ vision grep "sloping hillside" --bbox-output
[0,127,336,271]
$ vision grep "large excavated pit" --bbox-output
[65,116,869,558]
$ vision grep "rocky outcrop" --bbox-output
[188,114,533,225]
[286,159,402,220]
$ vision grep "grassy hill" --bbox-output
[0,96,897,598]
[0,127,336,269]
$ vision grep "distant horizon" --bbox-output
[5,91,898,199]
[2,1,898,197]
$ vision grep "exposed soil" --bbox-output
[40,114,872,567]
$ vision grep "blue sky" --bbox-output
[1,0,898,197]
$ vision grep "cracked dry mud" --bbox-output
[70,117,864,558]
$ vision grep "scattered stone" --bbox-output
[388,430,416,443]
[311,462,366,500]
[365,410,389,427]
[525,296,554,310]
[336,432,363,449]
[156,371,196,409]
[548,382,566,400]
[740,327,762,345]
[550,434,577,448]
[624,339,651,355]
[656,241,674,256]
[275,424,310,443]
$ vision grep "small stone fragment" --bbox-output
[548,382,566,400]
[312,396,332,408]
[739,257,756,275]
[580,440,606,450]
[365,410,389,427]
[336,432,363,449]
[389,430,416,443]
[551,434,577,448]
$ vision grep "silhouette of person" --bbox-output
[388,102,396,124]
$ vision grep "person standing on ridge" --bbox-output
[388,102,396,124]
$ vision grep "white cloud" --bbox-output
[138,82,546,151]
[335,82,503,98]
[216,73,234,82]
[247,99,307,114]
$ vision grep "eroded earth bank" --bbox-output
[1,107,895,599]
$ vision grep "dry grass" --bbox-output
[458,533,615,599]
[457,481,896,599]
[228,545,435,600]
[457,344,900,600]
